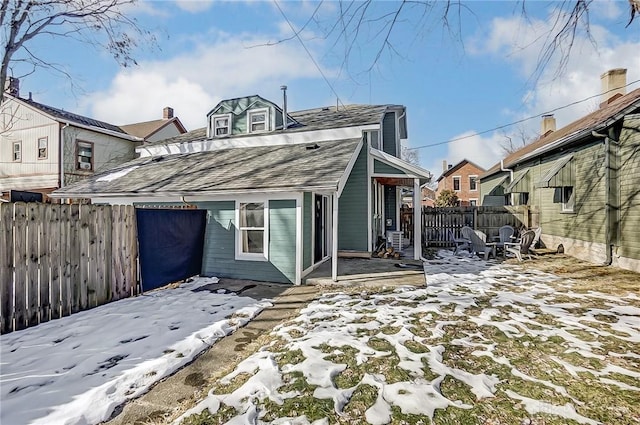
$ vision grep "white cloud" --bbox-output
[425,131,506,179]
[85,32,327,130]
[459,9,640,172]
[174,0,215,13]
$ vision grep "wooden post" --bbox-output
[13,203,27,330]
[332,193,338,282]
[49,205,62,320]
[413,179,421,260]
[0,203,14,334]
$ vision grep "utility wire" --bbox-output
[409,78,640,150]
[273,0,346,110]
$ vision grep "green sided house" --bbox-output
[51,94,431,284]
[480,69,640,272]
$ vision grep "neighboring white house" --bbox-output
[0,79,187,202]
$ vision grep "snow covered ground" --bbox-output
[0,277,272,425]
[176,251,640,425]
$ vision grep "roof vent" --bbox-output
[306,143,320,150]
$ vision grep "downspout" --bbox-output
[500,160,514,205]
[59,123,69,202]
[592,131,613,265]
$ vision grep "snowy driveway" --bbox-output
[0,277,272,425]
[177,252,640,425]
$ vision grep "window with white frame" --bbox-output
[469,175,478,191]
[247,109,268,133]
[213,114,232,136]
[452,176,461,191]
[469,199,477,206]
[76,141,93,171]
[37,137,48,159]
[364,130,380,149]
[237,202,268,260]
[12,141,21,162]
[561,186,574,212]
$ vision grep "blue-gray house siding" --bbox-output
[198,200,297,283]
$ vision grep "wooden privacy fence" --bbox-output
[421,205,539,247]
[0,203,139,334]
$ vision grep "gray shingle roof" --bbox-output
[53,139,361,197]
[21,98,126,134]
[143,104,395,148]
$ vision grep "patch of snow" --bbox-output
[96,166,140,182]
[505,390,599,425]
[0,276,272,425]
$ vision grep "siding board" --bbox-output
[338,146,368,251]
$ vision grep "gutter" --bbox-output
[59,120,144,143]
[59,123,69,197]
[592,130,616,265]
[48,184,341,199]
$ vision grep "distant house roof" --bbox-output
[51,138,362,198]
[5,94,141,141]
[482,88,640,179]
[436,159,485,182]
[120,117,187,139]
[143,104,398,148]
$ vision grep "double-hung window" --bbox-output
[561,186,574,212]
[38,137,48,159]
[236,201,268,260]
[77,141,93,171]
[469,175,478,191]
[213,114,231,136]
[247,109,268,133]
[452,176,461,191]
[12,141,21,162]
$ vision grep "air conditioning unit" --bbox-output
[79,162,91,170]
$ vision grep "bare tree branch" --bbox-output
[1,0,156,102]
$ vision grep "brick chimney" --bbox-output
[4,77,19,97]
[600,68,627,107]
[442,160,447,172]
[541,114,556,137]
[163,106,174,119]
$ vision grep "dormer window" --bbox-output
[248,109,269,133]
[212,114,231,137]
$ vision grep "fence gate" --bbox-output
[136,209,206,291]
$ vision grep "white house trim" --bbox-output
[337,139,364,197]
[332,193,339,282]
[137,126,378,158]
[295,193,303,285]
[369,147,431,179]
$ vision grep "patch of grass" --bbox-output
[322,345,362,389]
[389,405,429,424]
[367,337,394,352]
[286,328,305,339]
[276,349,305,367]
[380,325,401,335]
[363,354,412,384]
[565,375,640,424]
[181,405,237,425]
[558,351,605,371]
[352,315,377,324]
[262,395,335,422]
[341,384,378,419]
[211,372,252,395]
[404,339,429,354]
[421,357,440,382]
[439,376,476,405]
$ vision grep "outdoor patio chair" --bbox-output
[448,229,470,255]
[461,226,475,242]
[504,230,536,261]
[467,229,497,260]
[496,225,515,255]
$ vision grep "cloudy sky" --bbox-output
[12,0,640,176]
